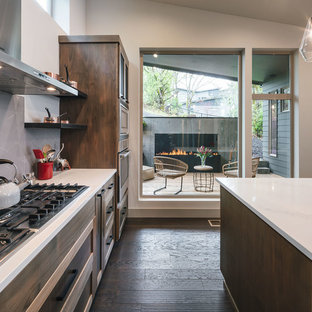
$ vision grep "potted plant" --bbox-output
[195,146,212,167]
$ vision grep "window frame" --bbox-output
[251,51,294,177]
[269,99,278,157]
[139,49,243,199]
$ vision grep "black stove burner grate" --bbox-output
[0,183,87,261]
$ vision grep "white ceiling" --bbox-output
[143,54,289,84]
[145,0,312,27]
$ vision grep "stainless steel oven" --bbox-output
[120,102,129,135]
[117,102,129,239]
[117,137,129,240]
[118,148,130,203]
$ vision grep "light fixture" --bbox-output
[300,17,312,62]
[0,65,2,69]
[47,86,56,91]
[153,53,158,58]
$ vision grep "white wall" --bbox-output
[0,0,88,180]
[70,0,86,35]
[21,0,65,73]
[0,0,64,180]
[85,0,312,216]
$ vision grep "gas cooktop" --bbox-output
[0,183,87,261]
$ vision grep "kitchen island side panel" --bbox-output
[220,187,312,312]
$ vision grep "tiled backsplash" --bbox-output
[0,94,60,180]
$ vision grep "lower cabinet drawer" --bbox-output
[39,230,93,312]
[73,274,93,312]
[104,177,115,207]
[0,198,95,312]
[103,220,115,268]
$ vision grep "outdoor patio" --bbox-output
[142,171,282,197]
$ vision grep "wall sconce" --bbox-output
[300,17,312,62]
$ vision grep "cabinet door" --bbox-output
[93,188,105,294]
[0,199,94,312]
[119,53,125,99]
[39,231,93,312]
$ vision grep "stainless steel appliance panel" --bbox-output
[120,103,129,135]
[0,0,21,60]
[118,150,130,202]
[116,190,128,240]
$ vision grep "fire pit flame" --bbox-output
[157,149,193,156]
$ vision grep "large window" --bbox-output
[36,0,69,34]
[141,53,240,197]
[252,53,293,178]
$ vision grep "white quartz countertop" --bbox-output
[0,169,116,293]
[217,178,312,261]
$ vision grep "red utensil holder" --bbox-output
[37,162,53,180]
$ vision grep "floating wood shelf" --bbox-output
[24,123,87,130]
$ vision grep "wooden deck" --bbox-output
[142,172,282,197]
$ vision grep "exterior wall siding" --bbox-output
[262,75,291,177]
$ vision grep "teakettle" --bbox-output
[0,159,20,209]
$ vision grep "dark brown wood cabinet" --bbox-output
[58,35,129,169]
[220,187,312,312]
[0,198,95,312]
[93,175,116,295]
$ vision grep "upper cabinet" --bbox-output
[58,35,129,169]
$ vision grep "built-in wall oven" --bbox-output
[116,100,130,240]
[118,142,130,202]
[120,102,129,136]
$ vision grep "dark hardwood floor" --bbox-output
[91,219,234,312]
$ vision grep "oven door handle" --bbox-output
[119,151,131,159]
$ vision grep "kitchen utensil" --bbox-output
[64,65,69,83]
[69,80,78,89]
[44,72,61,81]
[63,65,78,88]
[54,143,65,161]
[57,112,68,123]
[37,162,53,180]
[0,159,20,208]
[42,144,52,155]
[46,149,56,162]
[33,149,45,162]
[44,107,57,123]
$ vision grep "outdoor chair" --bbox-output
[153,156,188,195]
[222,157,260,178]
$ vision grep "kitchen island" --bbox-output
[0,169,116,311]
[217,178,312,312]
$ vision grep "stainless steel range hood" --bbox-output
[0,0,21,60]
[0,50,86,97]
[0,0,85,97]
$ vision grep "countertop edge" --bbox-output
[217,178,312,261]
[0,169,116,293]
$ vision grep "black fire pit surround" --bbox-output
[155,133,221,172]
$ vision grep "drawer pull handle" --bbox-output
[106,206,113,214]
[108,183,114,190]
[106,235,113,245]
[56,269,78,301]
